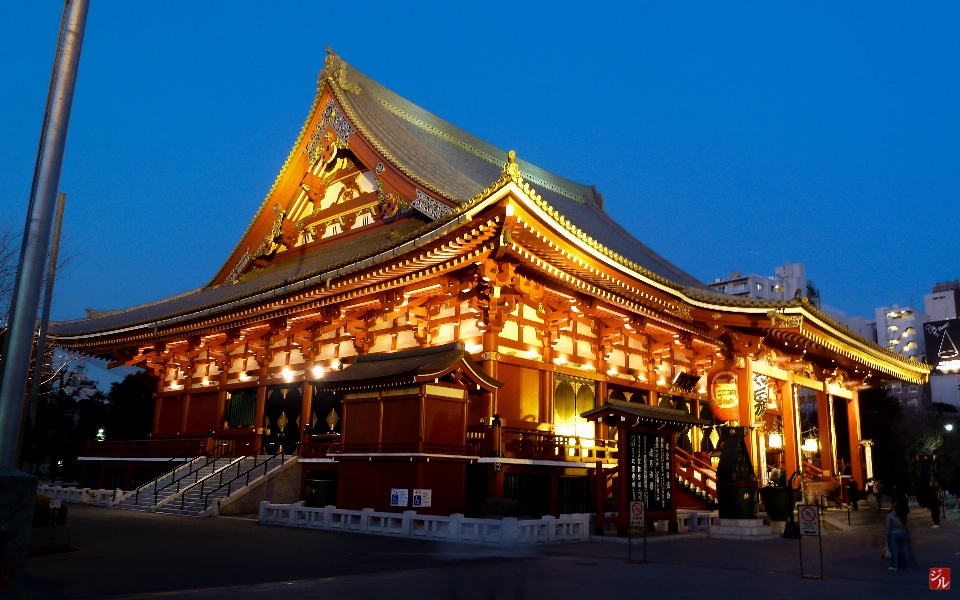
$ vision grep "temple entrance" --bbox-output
[309,387,342,435]
[263,385,302,454]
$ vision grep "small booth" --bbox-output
[311,342,502,515]
[582,399,709,535]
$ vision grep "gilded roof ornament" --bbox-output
[324,47,361,94]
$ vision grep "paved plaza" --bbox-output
[25,504,960,599]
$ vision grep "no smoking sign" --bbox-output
[798,505,819,536]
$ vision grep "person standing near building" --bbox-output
[884,503,911,570]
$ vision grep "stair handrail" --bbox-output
[674,446,718,499]
[148,440,234,505]
[130,440,232,506]
[197,443,299,512]
[130,455,199,506]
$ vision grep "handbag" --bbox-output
[880,544,891,559]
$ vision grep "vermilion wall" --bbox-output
[186,392,219,434]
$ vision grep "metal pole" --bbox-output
[24,193,66,443]
[0,0,88,469]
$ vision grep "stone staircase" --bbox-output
[154,455,288,517]
[114,456,236,512]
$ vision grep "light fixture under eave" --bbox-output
[239,371,249,382]
[312,365,325,379]
[281,367,294,382]
[767,432,784,449]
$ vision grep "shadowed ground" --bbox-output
[26,504,960,599]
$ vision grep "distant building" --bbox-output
[709,263,877,340]
[708,263,808,302]
[922,315,960,409]
[925,280,960,321]
[875,305,930,407]
[820,305,878,342]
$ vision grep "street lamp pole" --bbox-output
[0,0,88,469]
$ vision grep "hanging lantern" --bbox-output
[710,427,720,449]
[767,432,784,450]
[802,437,819,453]
[708,368,740,422]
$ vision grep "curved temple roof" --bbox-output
[50,53,704,338]
[45,53,932,385]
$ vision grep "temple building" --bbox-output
[50,50,930,527]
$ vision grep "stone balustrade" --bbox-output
[259,502,590,546]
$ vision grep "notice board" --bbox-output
[627,431,672,511]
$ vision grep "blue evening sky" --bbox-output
[2,1,958,325]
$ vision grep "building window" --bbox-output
[756,282,763,291]
[733,283,748,293]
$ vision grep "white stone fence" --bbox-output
[259,502,590,546]
[37,485,126,506]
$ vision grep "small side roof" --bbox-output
[315,341,503,392]
[581,398,710,429]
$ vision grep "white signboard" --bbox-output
[390,488,408,507]
[798,504,820,536]
[629,501,645,528]
[412,489,432,508]
[49,499,62,509]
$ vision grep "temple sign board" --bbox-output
[627,431,672,511]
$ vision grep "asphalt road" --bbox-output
[25,504,960,599]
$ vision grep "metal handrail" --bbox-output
[196,443,299,512]
[144,441,234,505]
[129,455,194,505]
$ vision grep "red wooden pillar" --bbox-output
[847,390,864,488]
[254,384,267,453]
[617,422,628,536]
[300,381,313,443]
[540,346,554,426]
[151,378,163,435]
[180,393,191,435]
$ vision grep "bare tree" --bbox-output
[0,220,20,327]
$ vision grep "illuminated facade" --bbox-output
[51,50,930,526]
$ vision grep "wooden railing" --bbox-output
[326,442,475,456]
[674,446,718,500]
[803,460,825,479]
[467,426,618,464]
[300,434,340,458]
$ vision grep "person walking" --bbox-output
[884,503,911,570]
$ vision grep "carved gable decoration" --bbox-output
[411,189,452,220]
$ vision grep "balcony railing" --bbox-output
[83,437,214,458]
[467,426,618,464]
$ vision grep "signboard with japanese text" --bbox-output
[412,489,432,508]
[627,431,672,511]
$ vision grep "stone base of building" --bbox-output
[708,518,779,540]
